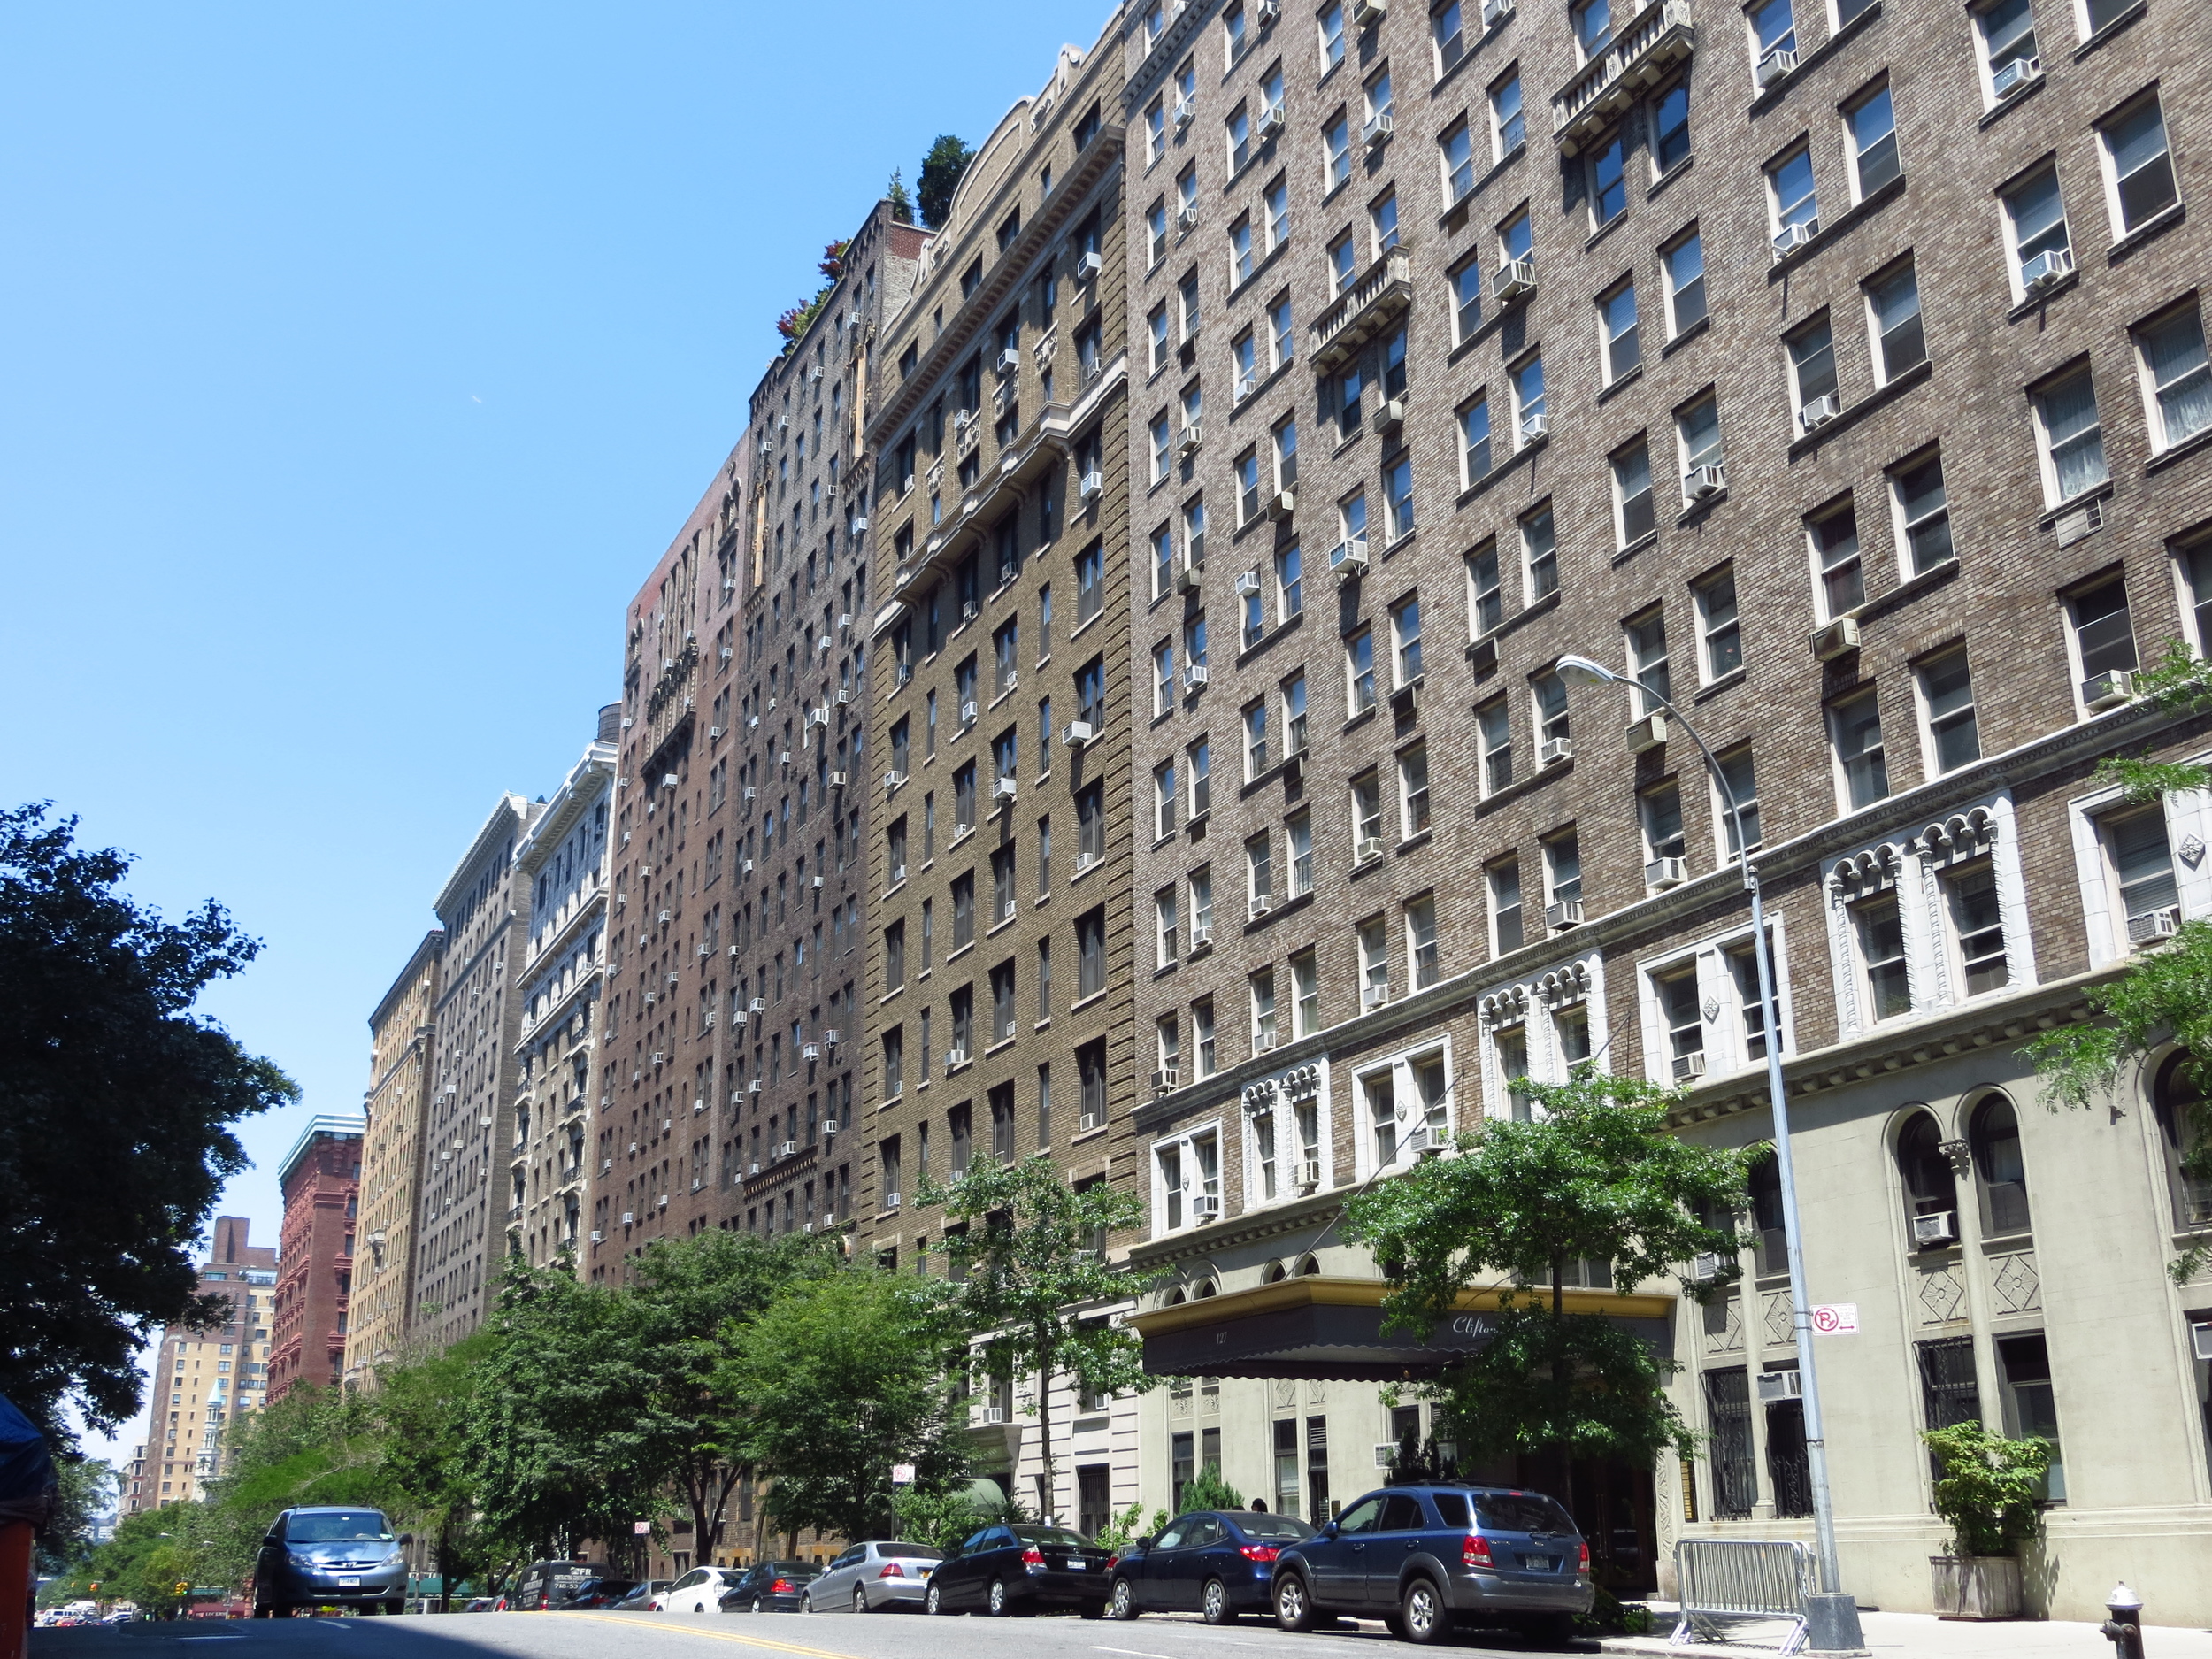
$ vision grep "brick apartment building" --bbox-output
[344,930,442,1387]
[510,708,618,1269]
[134,1217,275,1509]
[266,1116,366,1402]
[856,25,1141,1532]
[1103,0,2212,1623]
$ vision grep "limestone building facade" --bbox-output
[141,1217,275,1507]
[344,929,442,1386]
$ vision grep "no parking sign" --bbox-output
[1811,1303,1859,1335]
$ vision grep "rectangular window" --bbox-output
[1407,895,1442,989]
[1627,608,1671,715]
[1320,0,1346,67]
[1491,71,1525,157]
[1513,352,1547,442]
[1251,968,1279,1050]
[1491,858,1524,954]
[1247,831,1274,917]
[1288,809,1315,895]
[1847,84,1900,199]
[1245,702,1270,780]
[1533,668,1571,751]
[1154,761,1178,839]
[1656,967,1703,1079]
[2070,575,2138,697]
[1697,566,1742,680]
[1918,646,1981,772]
[1975,0,2039,103]
[1832,687,1889,808]
[1468,541,1502,635]
[1855,894,1911,1019]
[2136,303,2212,452]
[1891,449,1955,573]
[1267,171,1290,249]
[1284,672,1309,760]
[952,872,975,949]
[1273,415,1299,492]
[1478,696,1515,795]
[1678,394,1724,496]
[1653,81,1690,173]
[1400,743,1432,838]
[1522,503,1557,602]
[1769,145,1819,247]
[1717,747,1760,857]
[1385,456,1415,542]
[1189,739,1211,818]
[1194,995,1217,1077]
[1545,830,1583,911]
[1664,228,1707,335]
[1787,315,1839,429]
[2035,365,2108,503]
[1643,780,1686,872]
[1613,438,1655,548]
[1945,861,2009,996]
[1600,280,1640,382]
[1191,866,1215,947]
[1359,916,1391,1011]
[1866,260,1926,383]
[1591,133,1627,227]
[2105,806,2179,937]
[1351,772,1384,854]
[1392,595,1425,683]
[1459,395,1494,485]
[2100,95,2178,234]
[1156,887,1179,966]
[1229,109,1252,177]
[1324,113,1352,191]
[2002,165,2072,296]
[1442,119,1475,204]
[1292,948,1321,1037]
[1078,907,1106,998]
[1811,501,1863,617]
[1347,626,1376,715]
[1997,1333,2065,1500]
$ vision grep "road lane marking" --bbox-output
[1091,1647,1179,1658]
[566,1611,864,1659]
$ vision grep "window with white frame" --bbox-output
[1655,965,1704,1081]
[1533,668,1571,756]
[1156,887,1179,966]
[1266,176,1291,250]
[1288,809,1315,896]
[1347,625,1377,714]
[1400,743,1432,839]
[1386,456,1416,542]
[1664,227,1706,334]
[1194,995,1217,1076]
[1188,738,1211,818]
[1696,567,1742,680]
[1154,760,1179,839]
[1769,145,1818,247]
[1522,503,1557,600]
[1832,687,1890,809]
[2134,301,2212,453]
[1371,188,1401,261]
[2001,165,2072,297]
[1442,119,1476,205]
[2068,573,2138,704]
[1866,259,1927,384]
[1852,891,1912,1020]
[1251,967,1279,1050]
[1292,948,1321,1037]
[1156,1015,1181,1086]
[1283,672,1309,760]
[1244,701,1270,780]
[1251,1087,1279,1200]
[1269,295,1295,371]
[1154,640,1176,714]
[1233,332,1258,404]
[1273,414,1299,496]
[1146,98,1166,166]
[1461,395,1494,484]
[1492,1018,1532,1118]
[1717,747,1761,859]
[1391,595,1425,683]
[1468,540,1503,635]
[1973,0,2041,107]
[1626,608,1670,716]
[1491,70,1525,157]
[2099,93,2178,235]
[1451,256,1485,346]
[1642,780,1687,875]
[1151,413,1173,482]
[1613,437,1655,548]
[1942,860,2010,996]
[1725,938,1779,1061]
[1324,112,1352,191]
[1678,394,1723,495]
[1545,829,1583,917]
[1917,646,1981,773]
[1575,0,1616,58]
[1809,498,1863,617]
[1320,0,1346,65]
[1228,107,1252,176]
[1599,280,1640,383]
[1590,133,1629,229]
[1500,204,1532,267]
[1359,915,1391,1010]
[1155,1127,1220,1232]
[1846,82,1900,199]
[2034,365,2108,504]
[1478,697,1513,795]
[1190,864,1214,947]
[1490,857,1525,954]
[1653,80,1691,173]
[1750,0,1795,80]
[2077,0,2131,34]
[1364,1069,1400,1164]
[2181,530,2212,653]
[1786,314,1839,430]
[1891,449,1955,574]
[2101,804,2181,945]
[1351,769,1384,859]
[1512,352,1547,442]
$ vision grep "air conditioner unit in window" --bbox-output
[1755,45,1798,88]
[1755,1369,1804,1403]
[1179,557,1205,595]
[1540,736,1574,765]
[995,777,1019,802]
[995,348,1021,379]
[1546,899,1585,930]
[1912,1210,1960,1248]
[2022,247,2074,293]
[1184,664,1211,689]
[657,909,672,923]
[1295,1159,1323,1190]
[1519,412,1549,442]
[1482,0,1513,23]
[1811,616,1862,660]
[1176,203,1202,234]
[1063,719,1098,748]
[947,1047,969,1068]
[622,1211,634,1225]
[1330,538,1370,578]
[2128,906,2181,946]
[1647,856,1688,889]
[1190,923,1213,950]
[979,1404,1007,1425]
[1494,257,1538,303]
[1152,1068,1180,1093]
[1178,421,1204,457]
[1690,1252,1724,1284]
[749,996,767,1012]
[776,1140,798,1159]
[1250,895,1274,918]
[1258,103,1286,140]
[2083,669,2136,710]
[1258,0,1282,22]
[1374,396,1408,434]
[748,1079,762,1093]
[1353,0,1387,22]
[590,1229,604,1243]
[1173,97,1196,130]
[1362,110,1395,147]
[1799,393,1842,430]
[1076,250,1104,280]
[957,699,978,726]
[1626,712,1669,753]
[802,1042,820,1061]
[1234,570,1263,597]
[1356,836,1386,863]
[748,1161,762,1176]
[1672,1050,1708,1081]
[1192,1194,1223,1220]
[829,770,847,787]
[2191,1319,2212,1363]
[1079,468,1105,501]
[1686,464,1727,500]
[1992,54,2040,97]
[1269,488,1297,521]
[852,516,869,533]
[884,769,908,792]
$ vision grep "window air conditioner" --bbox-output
[1913,1210,1960,1248]
[852,516,869,533]
[1294,1159,1323,1190]
[1353,0,1388,22]
[1077,250,1104,280]
[2190,1319,2212,1363]
[1190,924,1213,949]
[962,600,980,625]
[657,909,672,923]
[1686,464,1726,500]
[2083,669,2135,710]
[1690,1252,1724,1283]
[1493,258,1538,306]
[1647,856,1688,888]
[884,769,908,791]
[1772,219,1819,258]
[830,771,848,787]
[1799,393,1842,429]
[1482,0,1513,23]
[979,1405,1007,1425]
[1063,719,1098,747]
[947,1047,969,1068]
[2128,906,2181,946]
[1258,0,1281,23]
[661,772,680,788]
[590,1230,604,1243]
[749,996,767,1012]
[1331,538,1370,578]
[1519,412,1549,442]
[1178,421,1204,456]
[2022,247,2074,293]
[748,1161,762,1176]
[1235,570,1263,596]
[1173,97,1195,130]
[776,1140,798,1158]
[621,1211,634,1225]
[1258,104,1286,140]
[802,1042,820,1061]
[1992,55,2040,97]
[1363,110,1395,147]
[1250,895,1274,918]
[642,992,657,1007]
[1540,736,1574,765]
[1672,1050,1707,1080]
[1079,469,1105,500]
[1184,664,1211,690]
[1755,1369,1804,1403]
[994,777,1019,802]
[1152,1068,1181,1093]
[1756,46,1798,88]
[1546,899,1585,930]
[885,1190,902,1209]
[1811,617,1862,660]
[1626,712,1669,753]
[1348,836,1384,865]
[1176,204,1202,234]
[709,725,723,739]
[748,1079,761,1093]
[1192,1194,1223,1219]
[960,699,979,725]
[995,349,1021,378]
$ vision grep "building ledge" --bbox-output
[1552,0,1694,157]
[1309,249,1412,374]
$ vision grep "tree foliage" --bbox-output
[887,168,914,224]
[918,134,973,229]
[1178,1462,1242,1514]
[1921,1422,2052,1558]
[0,804,297,1431]
[1344,1070,1754,1471]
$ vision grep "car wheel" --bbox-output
[854,1586,869,1613]
[1109,1578,1138,1621]
[925,1584,944,1617]
[752,1596,764,1616]
[800,1594,814,1615]
[1275,1574,1316,1633]
[987,1578,1010,1617]
[1202,1579,1234,1625]
[1400,1578,1448,1645]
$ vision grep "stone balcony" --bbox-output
[1309,249,1412,374]
[1551,0,1695,156]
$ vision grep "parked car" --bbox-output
[1271,1486,1592,1644]
[251,1507,409,1617]
[460,1597,500,1613]
[799,1540,946,1612]
[1108,1509,1315,1624]
[658,1566,746,1611]
[506,1559,635,1610]
[610,1581,669,1611]
[718,1561,819,1613]
[924,1523,1110,1617]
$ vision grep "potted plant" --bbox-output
[1920,1422,2053,1618]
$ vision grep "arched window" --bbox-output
[1164,1286,1187,1306]
[2154,1053,2212,1229]
[1193,1278,1217,1300]
[1295,1254,1322,1277]
[1969,1095,2031,1236]
[1748,1153,1786,1273]
[1895,1112,1959,1247]
[1263,1261,1289,1284]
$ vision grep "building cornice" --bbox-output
[369,930,445,1034]
[434,795,532,922]
[516,744,616,872]
[275,1114,369,1190]
[1122,0,1224,116]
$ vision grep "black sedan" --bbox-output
[925,1523,1110,1617]
[1108,1509,1315,1624]
[719,1561,819,1613]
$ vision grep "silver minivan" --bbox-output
[800,1540,948,1612]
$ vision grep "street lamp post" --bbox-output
[1555,655,1863,1653]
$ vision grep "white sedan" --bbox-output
[656,1566,747,1612]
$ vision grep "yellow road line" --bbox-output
[565,1610,861,1659]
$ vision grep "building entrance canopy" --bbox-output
[1131,1277,1674,1382]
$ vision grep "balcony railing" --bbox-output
[1551,0,1695,155]
[1308,249,1413,373]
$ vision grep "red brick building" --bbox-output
[265,1116,365,1403]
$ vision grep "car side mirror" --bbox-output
[1136,1535,1154,1550]
[397,1534,414,1547]
[1319,1522,1340,1540]
[263,1535,280,1548]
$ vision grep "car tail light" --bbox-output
[1103,1554,1119,1571]
[877,1563,905,1578]
[1578,1541,1591,1574]
[1462,1535,1494,1568]
[1239,1544,1280,1563]
[770,1578,793,1593]
[1022,1545,1047,1573]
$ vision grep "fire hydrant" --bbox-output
[2100,1583,2145,1659]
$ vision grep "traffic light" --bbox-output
[176,1580,191,1596]
[88,1584,100,1594]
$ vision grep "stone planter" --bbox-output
[1931,1555,2024,1618]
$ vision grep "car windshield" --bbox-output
[1471,1494,1578,1534]
[287,1512,392,1542]
[769,1563,814,1575]
[1231,1513,1315,1540]
[1010,1526,1094,1548]
[883,1542,946,1560]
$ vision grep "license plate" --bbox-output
[338,1578,362,1588]
[1064,1561,1087,1570]
[1518,1556,1555,1572]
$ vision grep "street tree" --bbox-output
[373,1333,499,1602]
[1343,1070,1754,1493]
[918,1155,1156,1524]
[918,134,973,228]
[0,804,296,1431]
[724,1269,969,1548]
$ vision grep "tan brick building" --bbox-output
[1109,0,2212,1622]
[345,930,442,1386]
[140,1217,274,1507]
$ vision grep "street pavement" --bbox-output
[32,1603,2212,1659]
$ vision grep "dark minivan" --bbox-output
[925,1523,1110,1617]
[252,1508,408,1617]
[1271,1486,1592,1644]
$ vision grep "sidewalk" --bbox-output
[1596,1604,2212,1659]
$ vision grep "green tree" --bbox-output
[0,804,297,1430]
[2024,647,2212,1279]
[1343,1070,1754,1483]
[35,1455,114,1578]
[373,1333,498,1602]
[1179,1462,1242,1514]
[887,167,914,224]
[726,1270,968,1547]
[1921,1422,2053,1558]
[918,134,973,229]
[918,1155,1157,1524]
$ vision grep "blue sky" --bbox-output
[2,0,1117,1461]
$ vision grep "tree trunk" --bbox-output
[1550,1254,1571,1514]
[1034,1327,1056,1525]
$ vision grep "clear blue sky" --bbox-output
[2,0,1116,1462]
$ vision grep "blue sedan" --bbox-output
[1108,1509,1316,1624]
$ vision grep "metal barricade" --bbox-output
[1671,1539,1818,1654]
